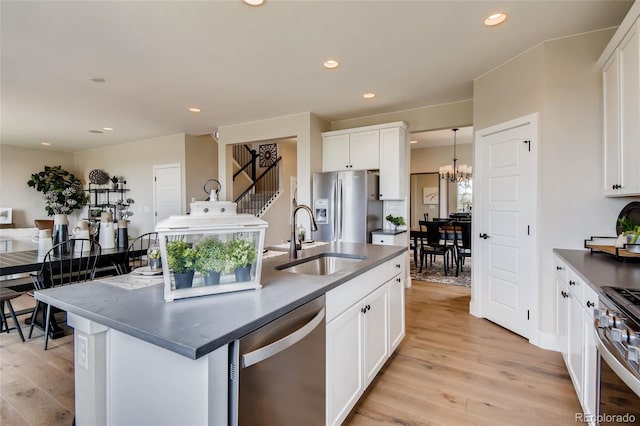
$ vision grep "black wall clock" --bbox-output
[259,143,277,167]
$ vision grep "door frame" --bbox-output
[470,113,540,344]
[152,163,183,226]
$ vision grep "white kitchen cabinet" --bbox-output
[362,284,389,386]
[371,231,406,246]
[556,261,569,357]
[322,130,379,172]
[326,300,364,426]
[602,18,640,196]
[379,126,407,200]
[325,253,406,426]
[388,267,406,353]
[554,255,599,423]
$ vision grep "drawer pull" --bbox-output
[556,266,563,271]
[569,280,576,286]
[396,278,401,282]
[587,301,595,308]
[395,264,401,268]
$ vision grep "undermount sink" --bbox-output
[276,253,366,276]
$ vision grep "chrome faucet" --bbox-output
[289,204,318,259]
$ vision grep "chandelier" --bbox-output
[439,128,472,182]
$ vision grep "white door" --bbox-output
[474,116,536,339]
[153,164,182,225]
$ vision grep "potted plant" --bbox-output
[28,165,90,253]
[147,243,162,271]
[194,238,227,285]
[226,238,257,282]
[166,240,197,289]
[385,214,406,231]
[618,217,640,253]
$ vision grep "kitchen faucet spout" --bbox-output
[289,204,318,259]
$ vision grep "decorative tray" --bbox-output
[584,236,640,262]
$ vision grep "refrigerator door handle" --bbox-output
[337,178,343,240]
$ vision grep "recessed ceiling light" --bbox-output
[189,107,201,113]
[89,129,103,134]
[323,60,339,69]
[103,127,113,131]
[410,140,418,144]
[484,12,507,27]
[243,0,264,5]
[362,93,376,99]
[90,76,106,83]
[41,142,51,146]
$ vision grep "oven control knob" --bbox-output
[596,310,614,327]
[628,345,640,363]
[611,327,628,343]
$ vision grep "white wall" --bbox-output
[474,28,634,337]
[410,144,472,174]
[74,134,187,237]
[185,134,218,209]
[0,145,79,227]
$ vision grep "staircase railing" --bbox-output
[233,144,259,181]
[235,156,282,216]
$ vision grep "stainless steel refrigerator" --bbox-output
[312,170,383,243]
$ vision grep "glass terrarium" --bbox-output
[155,201,268,302]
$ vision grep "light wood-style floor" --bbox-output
[0,281,581,425]
[346,281,581,426]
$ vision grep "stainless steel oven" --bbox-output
[594,287,640,425]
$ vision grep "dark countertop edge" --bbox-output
[553,248,640,294]
[371,229,407,236]
[36,245,407,360]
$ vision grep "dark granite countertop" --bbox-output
[553,249,640,293]
[371,229,407,236]
[35,242,406,360]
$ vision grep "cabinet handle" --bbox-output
[379,194,383,198]
[366,304,371,312]
[587,301,595,308]
[612,184,622,190]
[396,278,401,282]
[561,291,568,298]
[395,264,401,268]
[569,280,576,286]
[380,240,384,243]
[361,306,367,314]
[556,266,563,271]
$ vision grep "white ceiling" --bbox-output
[411,126,473,149]
[0,1,632,152]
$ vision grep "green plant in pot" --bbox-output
[226,238,257,283]
[166,240,197,289]
[617,217,640,253]
[385,214,406,231]
[194,238,227,285]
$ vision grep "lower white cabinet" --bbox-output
[554,255,598,422]
[326,253,406,426]
[371,231,407,246]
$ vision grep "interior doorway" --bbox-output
[409,173,439,229]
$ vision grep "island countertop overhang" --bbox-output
[35,242,407,359]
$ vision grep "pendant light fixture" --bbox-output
[439,128,472,182]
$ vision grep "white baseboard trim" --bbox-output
[530,330,560,352]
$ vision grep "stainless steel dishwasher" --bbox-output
[229,295,326,426]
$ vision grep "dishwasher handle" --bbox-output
[241,307,325,368]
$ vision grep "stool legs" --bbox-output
[0,299,25,342]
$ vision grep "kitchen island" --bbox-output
[35,242,407,426]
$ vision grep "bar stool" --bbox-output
[0,288,26,342]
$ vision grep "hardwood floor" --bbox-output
[346,280,581,426]
[0,282,581,425]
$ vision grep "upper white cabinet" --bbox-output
[601,16,640,196]
[322,122,408,200]
[379,126,407,199]
[322,130,379,171]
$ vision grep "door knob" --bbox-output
[479,233,489,239]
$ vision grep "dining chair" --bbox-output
[29,238,101,350]
[114,232,159,275]
[0,288,25,342]
[418,221,453,275]
[452,221,472,276]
